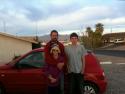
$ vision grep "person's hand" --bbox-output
[81,71,84,74]
[57,63,64,70]
[81,69,84,74]
[50,78,57,83]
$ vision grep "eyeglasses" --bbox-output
[52,49,59,52]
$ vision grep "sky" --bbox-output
[0,0,125,36]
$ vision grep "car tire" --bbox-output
[82,83,99,94]
[0,84,5,94]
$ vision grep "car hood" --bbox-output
[0,64,12,70]
[85,53,103,73]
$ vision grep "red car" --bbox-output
[0,48,107,94]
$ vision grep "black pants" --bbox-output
[48,86,61,94]
[68,73,84,94]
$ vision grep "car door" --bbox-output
[5,51,48,94]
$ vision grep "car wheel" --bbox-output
[0,85,5,94]
[82,83,99,94]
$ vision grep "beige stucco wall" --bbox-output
[0,34,32,64]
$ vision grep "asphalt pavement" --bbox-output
[101,63,125,94]
[94,50,125,58]
[95,50,125,94]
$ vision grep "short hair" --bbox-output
[50,30,58,36]
[70,32,78,39]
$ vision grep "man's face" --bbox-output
[51,32,58,41]
[70,37,78,45]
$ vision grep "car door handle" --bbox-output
[1,74,5,77]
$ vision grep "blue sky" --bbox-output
[0,0,125,36]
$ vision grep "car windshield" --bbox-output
[17,52,45,68]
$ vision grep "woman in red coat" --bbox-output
[47,44,64,94]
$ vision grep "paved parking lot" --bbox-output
[97,54,125,94]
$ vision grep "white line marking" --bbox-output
[116,63,125,65]
[100,62,112,64]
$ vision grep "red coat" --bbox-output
[44,40,67,66]
[47,55,64,86]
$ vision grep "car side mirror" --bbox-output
[87,50,92,54]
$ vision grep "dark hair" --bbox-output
[50,30,58,36]
[70,32,78,39]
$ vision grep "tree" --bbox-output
[85,27,93,37]
[81,27,94,49]
[81,23,104,50]
[95,23,104,34]
[94,23,104,48]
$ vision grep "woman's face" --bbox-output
[52,49,59,56]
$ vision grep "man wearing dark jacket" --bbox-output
[44,30,67,94]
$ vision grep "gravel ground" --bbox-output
[96,55,125,94]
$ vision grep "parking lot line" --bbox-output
[100,61,112,64]
[115,63,125,65]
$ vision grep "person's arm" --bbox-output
[59,43,67,64]
[81,55,85,74]
[58,43,68,72]
[81,45,86,74]
[44,43,58,66]
[63,46,69,74]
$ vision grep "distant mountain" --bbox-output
[38,34,70,42]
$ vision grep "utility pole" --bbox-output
[3,21,6,33]
[35,21,38,41]
[111,27,112,33]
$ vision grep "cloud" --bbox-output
[1,0,83,22]
[0,0,125,35]
[37,5,125,29]
[99,17,125,26]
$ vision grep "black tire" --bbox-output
[82,83,99,94]
[0,84,5,94]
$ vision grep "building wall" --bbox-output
[0,35,32,63]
